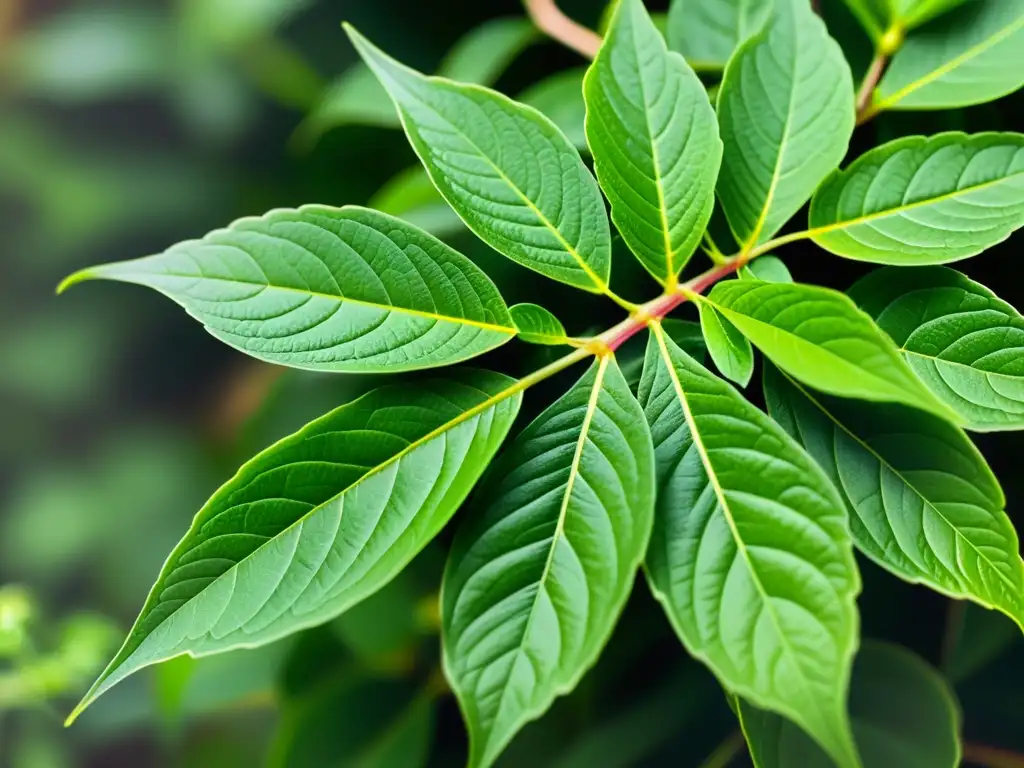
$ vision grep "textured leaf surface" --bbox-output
[707,279,958,420]
[809,133,1024,265]
[666,0,773,70]
[765,364,1024,628]
[639,326,861,768]
[585,0,722,282]
[518,69,587,152]
[875,0,1024,111]
[716,0,854,248]
[509,303,569,345]
[851,267,1024,431]
[59,206,515,372]
[739,255,792,283]
[739,642,961,768]
[697,300,754,386]
[70,371,523,721]
[349,27,612,293]
[443,357,655,768]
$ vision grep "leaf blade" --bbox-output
[697,300,754,386]
[509,303,569,346]
[667,0,774,71]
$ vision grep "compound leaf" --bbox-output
[59,206,515,373]
[639,326,861,768]
[716,0,854,249]
[809,133,1024,265]
[68,370,524,722]
[347,26,612,293]
[509,303,570,345]
[697,300,754,386]
[586,0,722,283]
[666,0,773,71]
[706,279,959,421]
[443,357,655,768]
[765,364,1024,629]
[849,266,1024,431]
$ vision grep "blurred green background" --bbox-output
[1,0,1023,766]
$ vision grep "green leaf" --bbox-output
[716,0,855,249]
[945,603,1020,683]
[738,642,961,768]
[739,254,792,283]
[620,319,707,391]
[706,279,959,421]
[638,325,861,768]
[697,301,754,386]
[808,133,1024,265]
[517,69,588,152]
[437,18,537,85]
[68,371,523,722]
[509,303,570,346]
[585,0,722,283]
[347,26,612,293]
[838,0,888,40]
[58,206,515,373]
[849,267,1024,431]
[899,0,972,29]
[442,356,655,768]
[764,364,1024,629]
[666,0,773,71]
[874,0,1024,112]
[368,166,465,238]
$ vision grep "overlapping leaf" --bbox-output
[69,371,523,721]
[764,364,1024,628]
[348,26,612,293]
[639,326,861,768]
[716,0,854,249]
[809,133,1024,265]
[739,642,961,768]
[59,206,515,372]
[666,0,773,71]
[442,357,655,768]
[874,0,1024,112]
[509,303,569,345]
[585,0,721,282]
[697,300,753,386]
[850,267,1024,431]
[706,279,958,420]
[518,69,587,152]
[739,254,792,283]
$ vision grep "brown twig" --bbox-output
[855,50,888,123]
[522,0,601,60]
[962,742,1024,768]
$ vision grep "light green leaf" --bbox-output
[706,279,959,421]
[518,69,588,152]
[697,301,754,386]
[666,0,773,70]
[874,0,1024,112]
[639,325,861,768]
[59,206,515,373]
[764,363,1024,629]
[849,267,1024,431]
[585,0,722,283]
[808,133,1024,265]
[442,356,655,768]
[437,18,537,85]
[68,371,523,721]
[899,0,973,29]
[851,268,1024,430]
[348,26,612,293]
[739,254,792,283]
[369,166,465,238]
[509,303,570,345]
[716,0,855,249]
[738,641,961,768]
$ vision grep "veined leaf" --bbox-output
[808,133,1024,265]
[666,0,773,70]
[639,326,861,768]
[442,356,655,768]
[874,0,1024,112]
[696,300,754,386]
[518,69,587,152]
[347,26,612,293]
[621,318,707,391]
[849,267,1024,431]
[585,0,722,283]
[738,642,961,768]
[716,0,854,249]
[68,371,523,721]
[764,364,1024,629]
[509,303,570,345]
[739,254,792,283]
[706,280,959,421]
[58,206,516,373]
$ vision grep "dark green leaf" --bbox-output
[368,166,465,238]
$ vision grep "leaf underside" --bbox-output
[666,0,773,71]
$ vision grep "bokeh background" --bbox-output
[1,1,1022,766]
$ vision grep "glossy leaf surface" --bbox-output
[666,0,773,71]
[70,371,523,721]
[59,206,515,372]
[739,254,792,283]
[697,300,754,386]
[443,357,655,768]
[509,303,569,345]
[639,326,861,768]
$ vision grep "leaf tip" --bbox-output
[56,268,95,295]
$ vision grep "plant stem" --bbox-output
[962,742,1024,768]
[697,729,746,768]
[855,49,888,120]
[518,345,593,389]
[522,0,602,59]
